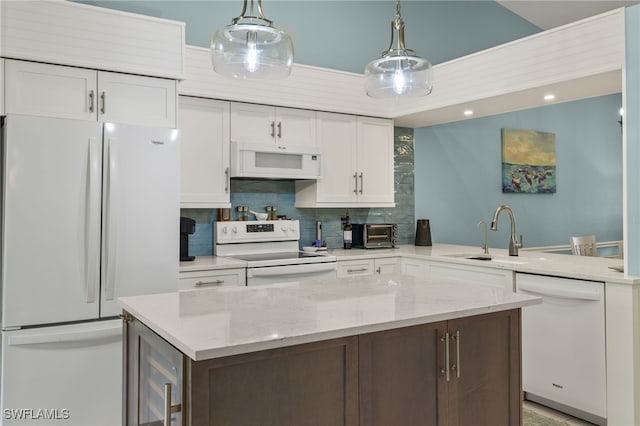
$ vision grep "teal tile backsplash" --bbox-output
[181,127,415,256]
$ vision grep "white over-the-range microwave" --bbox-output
[230,141,322,179]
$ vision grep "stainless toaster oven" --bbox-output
[352,223,397,248]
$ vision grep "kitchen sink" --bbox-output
[442,253,526,265]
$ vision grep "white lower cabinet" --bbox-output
[179,268,246,290]
[401,258,514,291]
[337,257,400,278]
[337,259,374,277]
[374,257,400,275]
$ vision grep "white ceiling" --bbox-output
[497,0,639,29]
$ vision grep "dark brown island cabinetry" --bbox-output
[124,309,521,426]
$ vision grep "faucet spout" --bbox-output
[490,204,522,256]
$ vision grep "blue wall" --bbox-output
[79,1,541,73]
[414,94,623,250]
[625,5,640,274]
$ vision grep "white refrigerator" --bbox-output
[0,114,180,425]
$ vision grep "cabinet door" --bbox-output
[179,97,230,208]
[314,112,358,203]
[401,257,432,277]
[5,59,97,120]
[179,268,246,290]
[337,258,374,277]
[447,309,521,426]
[190,337,359,426]
[356,117,395,204]
[359,322,448,426]
[230,102,275,144]
[98,71,176,127]
[374,257,400,275]
[275,107,316,147]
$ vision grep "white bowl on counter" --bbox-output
[302,246,318,252]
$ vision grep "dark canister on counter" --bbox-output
[415,219,432,246]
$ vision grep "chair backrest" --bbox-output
[570,235,597,256]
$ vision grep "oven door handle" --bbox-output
[248,262,336,277]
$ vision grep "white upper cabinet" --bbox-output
[355,117,395,204]
[5,60,177,127]
[230,102,316,147]
[179,96,231,208]
[295,113,395,208]
[98,72,176,128]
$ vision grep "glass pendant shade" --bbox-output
[365,1,433,98]
[211,0,294,80]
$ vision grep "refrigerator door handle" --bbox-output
[104,138,118,301]
[7,324,121,346]
[84,137,100,304]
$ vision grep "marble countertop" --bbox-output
[180,243,638,285]
[327,244,639,285]
[120,273,540,361]
[180,255,246,272]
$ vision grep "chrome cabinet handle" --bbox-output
[347,268,368,273]
[88,90,95,113]
[277,121,282,138]
[376,267,381,274]
[224,167,230,193]
[353,173,358,194]
[270,121,275,138]
[100,91,106,114]
[163,383,182,426]
[195,280,224,287]
[164,383,172,426]
[359,173,364,194]
[451,330,460,379]
[440,333,450,381]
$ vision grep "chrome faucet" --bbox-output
[490,205,523,256]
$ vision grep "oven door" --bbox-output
[246,262,337,286]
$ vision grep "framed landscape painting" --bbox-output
[501,128,556,193]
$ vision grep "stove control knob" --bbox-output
[232,226,238,233]
[221,226,228,234]
[280,225,287,232]
[289,225,297,233]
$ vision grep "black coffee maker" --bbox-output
[180,217,196,261]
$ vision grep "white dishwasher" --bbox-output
[516,273,606,426]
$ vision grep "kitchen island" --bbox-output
[121,273,539,426]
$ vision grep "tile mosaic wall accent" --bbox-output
[181,127,416,255]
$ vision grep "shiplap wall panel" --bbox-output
[1,0,185,79]
[179,46,395,118]
[180,9,624,127]
[392,8,625,122]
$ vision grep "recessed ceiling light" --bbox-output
[544,94,556,101]
[463,110,473,116]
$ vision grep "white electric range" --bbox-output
[214,220,337,286]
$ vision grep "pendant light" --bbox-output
[365,0,433,98]
[211,0,294,80]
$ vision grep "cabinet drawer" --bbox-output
[337,259,374,277]
[179,269,246,290]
